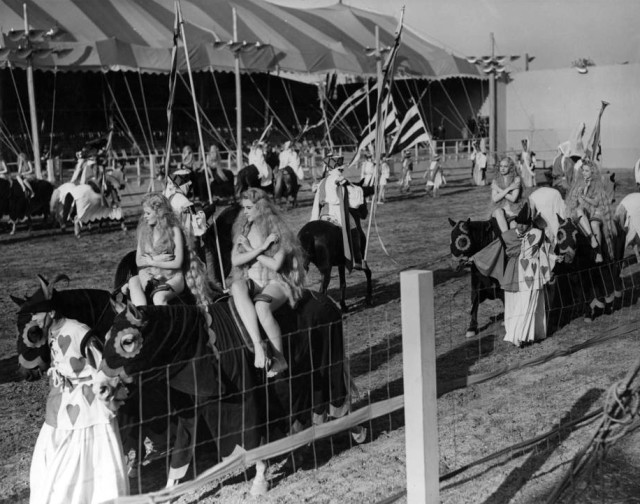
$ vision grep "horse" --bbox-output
[235,164,274,199]
[11,275,189,475]
[2,177,55,234]
[12,275,117,381]
[192,167,235,203]
[274,166,300,208]
[554,214,624,321]
[51,166,128,237]
[448,217,503,337]
[297,185,374,312]
[92,290,352,494]
[614,193,640,264]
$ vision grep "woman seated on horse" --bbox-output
[230,188,306,377]
[491,156,524,233]
[16,152,35,198]
[565,159,615,263]
[128,193,188,306]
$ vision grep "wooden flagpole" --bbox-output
[23,4,42,179]
[176,1,213,205]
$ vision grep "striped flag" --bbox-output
[356,90,399,152]
[373,9,404,156]
[389,102,432,155]
[328,82,371,129]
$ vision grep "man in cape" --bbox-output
[310,154,365,270]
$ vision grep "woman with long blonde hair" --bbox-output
[230,188,306,377]
[491,156,524,233]
[565,159,615,263]
[128,193,212,306]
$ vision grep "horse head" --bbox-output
[449,217,474,258]
[99,297,148,381]
[13,274,70,380]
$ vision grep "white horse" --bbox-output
[51,166,127,237]
[615,192,640,263]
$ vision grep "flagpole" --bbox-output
[176,1,213,205]
[318,82,334,152]
[23,4,42,179]
[364,25,386,263]
[233,7,243,176]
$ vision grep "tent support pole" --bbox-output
[177,1,213,205]
[23,4,42,178]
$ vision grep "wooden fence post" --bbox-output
[401,270,439,503]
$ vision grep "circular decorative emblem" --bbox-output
[114,328,143,358]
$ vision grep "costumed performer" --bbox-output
[28,306,129,504]
[249,140,274,188]
[565,159,616,264]
[310,154,366,270]
[472,207,560,346]
[491,156,524,233]
[423,154,446,197]
[126,193,212,306]
[279,140,304,182]
[16,152,35,198]
[230,188,306,377]
[399,150,413,193]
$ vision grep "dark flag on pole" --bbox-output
[585,100,609,162]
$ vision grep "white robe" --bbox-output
[30,318,128,504]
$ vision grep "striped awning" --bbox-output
[0,0,481,79]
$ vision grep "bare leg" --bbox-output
[591,220,604,263]
[152,274,184,305]
[492,208,509,233]
[230,281,268,369]
[255,283,288,377]
[128,275,147,306]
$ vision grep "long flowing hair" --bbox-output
[137,193,215,304]
[231,188,306,305]
[565,160,615,256]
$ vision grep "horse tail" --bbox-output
[50,187,61,215]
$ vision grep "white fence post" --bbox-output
[401,270,439,503]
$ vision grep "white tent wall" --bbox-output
[505,63,640,169]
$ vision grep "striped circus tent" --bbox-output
[0,0,481,79]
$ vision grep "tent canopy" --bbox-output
[0,0,481,79]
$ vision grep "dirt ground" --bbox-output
[2,166,640,504]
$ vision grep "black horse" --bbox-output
[235,164,274,199]
[274,166,300,208]
[192,168,235,203]
[12,275,117,381]
[554,215,624,322]
[1,178,54,234]
[93,290,350,493]
[448,217,503,337]
[297,186,374,312]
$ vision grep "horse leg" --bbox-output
[320,266,332,296]
[10,219,16,235]
[338,264,348,312]
[363,263,373,306]
[467,289,480,337]
[250,460,268,496]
